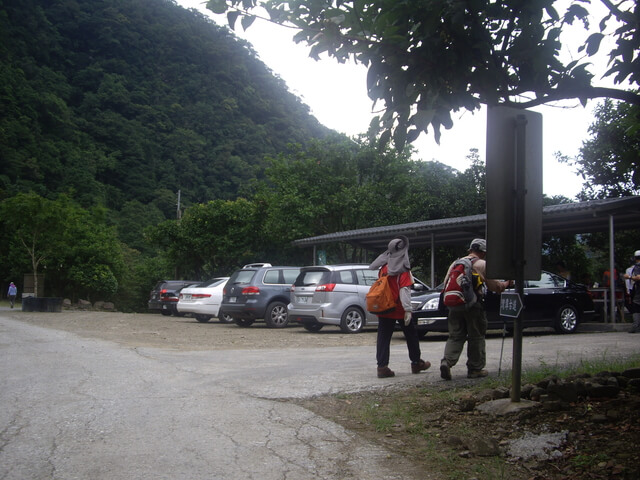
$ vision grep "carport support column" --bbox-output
[609,214,616,323]
[430,233,435,288]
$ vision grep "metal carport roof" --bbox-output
[292,196,640,252]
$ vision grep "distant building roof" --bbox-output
[292,196,640,251]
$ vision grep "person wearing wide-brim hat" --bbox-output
[370,236,431,378]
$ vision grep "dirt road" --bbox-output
[3,309,381,350]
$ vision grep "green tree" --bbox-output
[256,138,486,269]
[210,0,639,148]
[0,193,124,300]
[146,197,262,279]
[0,192,68,296]
[561,99,640,198]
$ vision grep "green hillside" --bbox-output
[0,0,331,214]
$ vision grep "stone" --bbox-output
[627,378,640,389]
[445,435,465,447]
[606,376,619,387]
[493,387,510,399]
[520,384,535,400]
[530,387,546,401]
[78,299,91,309]
[587,384,620,398]
[548,381,579,402]
[458,395,476,412]
[468,436,500,457]
[477,389,494,403]
[622,367,640,379]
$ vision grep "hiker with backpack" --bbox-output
[369,235,431,378]
[439,239,511,381]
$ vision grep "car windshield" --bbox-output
[527,272,565,288]
[200,278,227,288]
[294,270,327,286]
[230,270,257,284]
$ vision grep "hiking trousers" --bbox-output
[441,303,487,372]
[376,317,422,367]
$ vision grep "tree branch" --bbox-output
[500,85,640,109]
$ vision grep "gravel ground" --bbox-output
[1,309,380,350]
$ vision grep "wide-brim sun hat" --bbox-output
[370,235,411,275]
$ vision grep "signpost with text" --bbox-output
[486,106,543,402]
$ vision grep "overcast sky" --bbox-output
[176,0,623,198]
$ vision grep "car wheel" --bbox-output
[195,314,211,323]
[340,307,364,333]
[303,323,324,332]
[217,310,234,323]
[234,318,255,327]
[555,304,579,333]
[160,309,171,316]
[265,301,289,328]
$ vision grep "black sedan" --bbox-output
[411,270,597,337]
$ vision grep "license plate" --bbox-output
[297,296,308,303]
[183,294,191,300]
[229,297,237,303]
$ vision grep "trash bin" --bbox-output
[22,297,63,312]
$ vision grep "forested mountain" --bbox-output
[0,0,330,215]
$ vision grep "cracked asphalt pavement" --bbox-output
[0,310,636,479]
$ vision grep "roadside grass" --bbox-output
[304,352,640,480]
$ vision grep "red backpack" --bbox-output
[442,257,480,309]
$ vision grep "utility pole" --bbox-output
[176,190,182,222]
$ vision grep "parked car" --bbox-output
[221,263,301,328]
[148,280,200,316]
[412,270,597,337]
[288,264,431,333]
[177,277,231,323]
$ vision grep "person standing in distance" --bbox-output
[623,250,640,333]
[7,282,17,308]
[440,239,510,380]
[370,236,431,378]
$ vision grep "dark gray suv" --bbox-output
[221,263,301,328]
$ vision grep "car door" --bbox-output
[521,272,561,325]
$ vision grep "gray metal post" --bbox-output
[609,214,616,322]
[511,115,528,403]
[430,232,435,287]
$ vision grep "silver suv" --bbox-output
[221,263,301,328]
[289,264,431,333]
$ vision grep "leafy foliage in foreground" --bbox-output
[210,0,640,149]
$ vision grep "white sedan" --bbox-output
[177,277,232,323]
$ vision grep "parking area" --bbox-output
[3,309,630,352]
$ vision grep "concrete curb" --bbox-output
[578,322,632,333]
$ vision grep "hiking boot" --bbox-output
[377,366,395,378]
[467,369,488,379]
[411,360,431,374]
[440,363,452,381]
